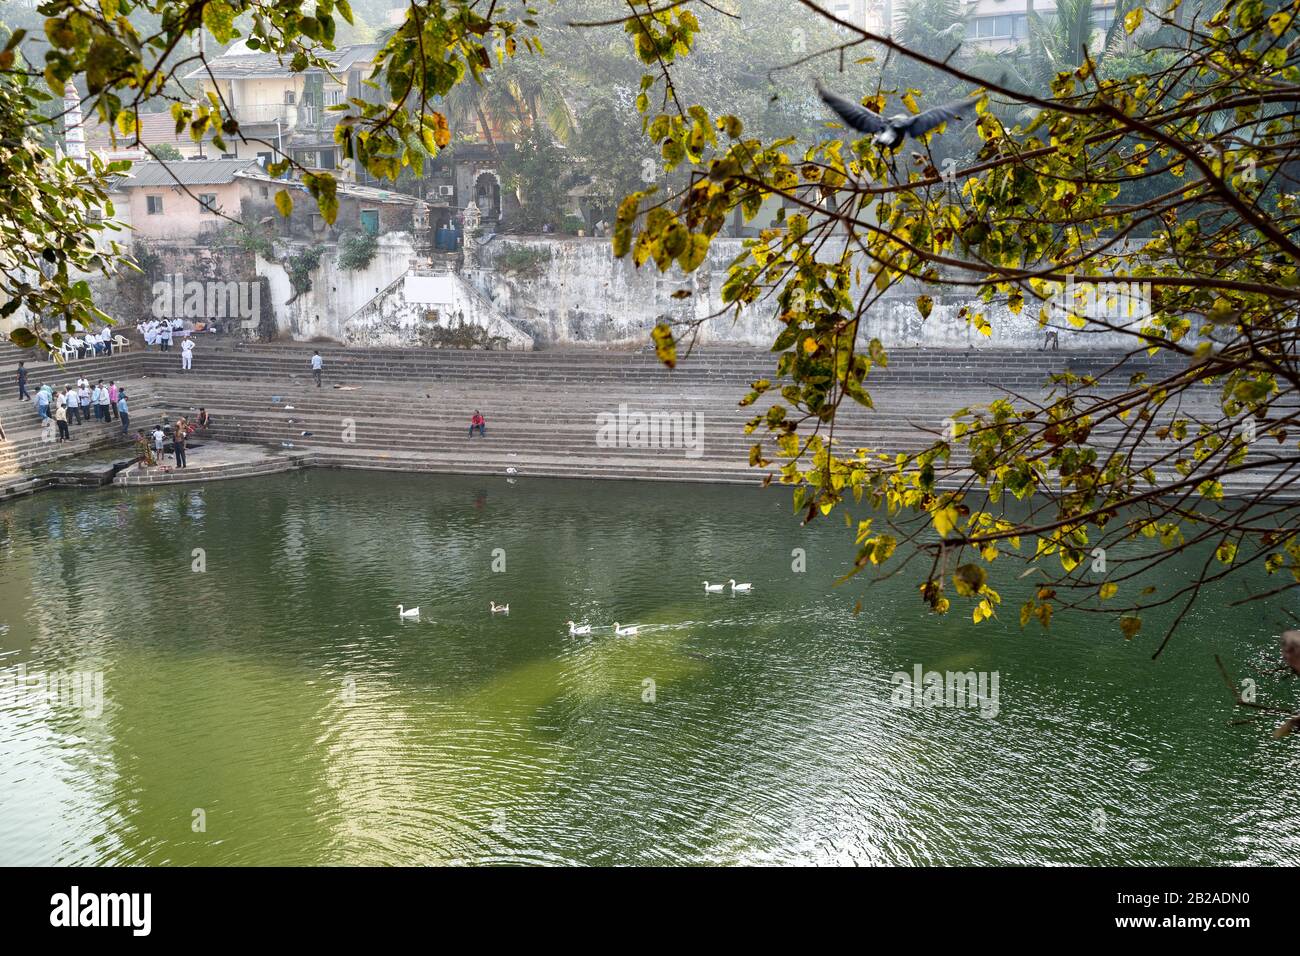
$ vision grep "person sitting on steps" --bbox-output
[469,410,487,438]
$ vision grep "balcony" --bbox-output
[232,103,295,127]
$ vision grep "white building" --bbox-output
[844,0,1121,50]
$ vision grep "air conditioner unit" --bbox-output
[437,185,455,197]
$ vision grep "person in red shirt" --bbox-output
[469,410,486,438]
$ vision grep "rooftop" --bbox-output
[115,159,261,188]
[184,43,379,81]
[81,111,217,152]
[235,169,421,205]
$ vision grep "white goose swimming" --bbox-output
[490,602,510,615]
[728,579,753,592]
[397,604,420,618]
[566,620,593,635]
[703,581,725,593]
[612,622,640,637]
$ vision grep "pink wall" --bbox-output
[125,181,245,240]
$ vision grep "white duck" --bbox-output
[397,604,420,618]
[566,620,593,635]
[729,579,753,592]
[490,602,510,615]
[703,581,725,593]
[613,622,640,637]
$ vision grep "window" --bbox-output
[359,209,379,236]
[284,90,296,105]
[146,195,164,215]
[972,14,1027,38]
[198,193,218,215]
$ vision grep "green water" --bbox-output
[0,470,1296,865]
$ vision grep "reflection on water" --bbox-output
[0,471,1297,865]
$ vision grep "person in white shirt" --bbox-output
[96,380,111,421]
[90,382,101,420]
[151,426,166,465]
[63,382,81,424]
[78,382,91,421]
[68,335,83,360]
[311,351,323,387]
[181,337,195,371]
[160,323,173,352]
[100,328,113,355]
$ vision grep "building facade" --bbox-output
[183,42,380,179]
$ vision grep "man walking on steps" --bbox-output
[311,351,323,387]
[117,390,130,436]
[17,361,29,401]
[181,337,194,371]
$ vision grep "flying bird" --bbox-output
[817,82,981,150]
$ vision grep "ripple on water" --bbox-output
[0,471,1297,864]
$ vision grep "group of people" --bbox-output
[136,410,210,469]
[139,318,183,351]
[60,327,116,360]
[18,364,131,441]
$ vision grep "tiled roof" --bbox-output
[116,159,261,188]
[82,111,214,151]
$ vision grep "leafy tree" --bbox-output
[500,124,574,231]
[0,40,128,349]
[150,142,184,160]
[607,0,1300,728]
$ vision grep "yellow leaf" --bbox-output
[274,189,293,217]
[932,505,959,538]
[1099,582,1117,600]
[1124,8,1143,33]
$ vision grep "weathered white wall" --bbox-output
[259,233,415,340]
[471,236,1153,350]
[341,272,533,349]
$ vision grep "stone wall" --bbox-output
[471,236,1155,351]
[258,233,416,340]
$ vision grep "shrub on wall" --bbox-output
[338,230,379,271]
[498,245,552,275]
[284,246,324,302]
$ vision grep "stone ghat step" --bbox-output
[107,443,1296,498]
[145,346,1181,370]
[186,423,1210,473]
[139,356,1163,387]
[148,394,1220,437]
[168,407,1210,449]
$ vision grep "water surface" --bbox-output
[0,471,1296,865]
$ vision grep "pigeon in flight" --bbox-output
[817,82,981,149]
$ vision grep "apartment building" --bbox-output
[183,42,380,178]
[963,1,1120,51]
[847,0,1120,49]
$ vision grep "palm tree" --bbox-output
[1022,0,1136,88]
[895,0,970,61]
